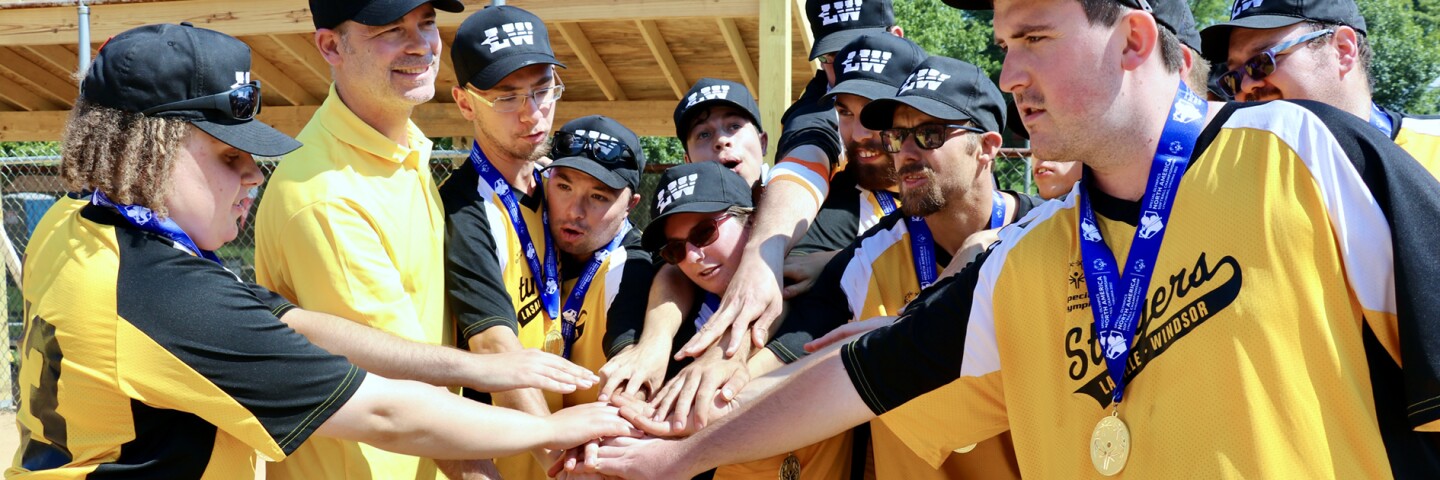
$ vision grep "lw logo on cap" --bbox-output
[685,85,731,109]
[819,0,864,25]
[233,71,252,88]
[655,173,699,213]
[1231,0,1264,18]
[482,22,536,53]
[899,69,951,93]
[841,49,893,74]
[575,129,621,158]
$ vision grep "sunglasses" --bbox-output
[469,76,566,113]
[142,81,262,120]
[659,213,733,265]
[1218,29,1334,98]
[879,124,985,153]
[552,131,638,169]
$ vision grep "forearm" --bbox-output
[321,375,561,460]
[640,265,690,348]
[280,308,474,389]
[670,343,874,475]
[468,327,553,416]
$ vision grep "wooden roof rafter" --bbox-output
[555,22,627,102]
[716,18,758,94]
[0,47,76,108]
[635,20,686,100]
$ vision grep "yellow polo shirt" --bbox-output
[254,85,449,480]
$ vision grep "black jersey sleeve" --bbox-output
[839,248,989,414]
[245,282,298,319]
[767,241,859,363]
[603,233,659,358]
[116,238,365,455]
[775,70,842,165]
[791,170,863,255]
[439,167,521,342]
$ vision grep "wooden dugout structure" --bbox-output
[0,0,821,148]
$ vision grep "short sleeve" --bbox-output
[440,167,521,342]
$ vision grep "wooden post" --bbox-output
[758,0,792,166]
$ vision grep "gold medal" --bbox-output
[1090,413,1130,476]
[953,443,978,454]
[779,452,800,480]
[543,329,565,356]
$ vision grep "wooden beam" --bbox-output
[0,100,679,141]
[554,22,627,102]
[635,20,686,100]
[19,44,81,80]
[0,47,75,107]
[0,0,759,46]
[248,48,319,106]
[716,18,758,98]
[267,33,331,85]
[758,0,792,164]
[0,74,59,111]
[792,0,821,72]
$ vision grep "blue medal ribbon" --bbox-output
[694,293,722,330]
[874,190,898,216]
[468,142,561,320]
[1078,82,1206,406]
[92,190,223,265]
[989,190,1007,230]
[1369,103,1394,138]
[558,221,632,359]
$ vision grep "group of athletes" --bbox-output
[11,0,1440,478]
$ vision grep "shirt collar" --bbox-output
[318,84,433,167]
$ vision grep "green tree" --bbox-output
[1362,0,1440,114]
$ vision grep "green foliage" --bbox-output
[893,1,1003,79]
[0,142,60,158]
[630,136,685,228]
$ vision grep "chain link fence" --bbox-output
[0,142,1034,410]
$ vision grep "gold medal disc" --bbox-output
[779,452,800,480]
[954,443,978,454]
[543,329,565,356]
[1090,415,1130,476]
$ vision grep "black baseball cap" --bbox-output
[82,23,300,157]
[1200,0,1367,63]
[945,0,1203,54]
[822,34,927,103]
[642,161,754,251]
[859,56,1006,134]
[310,0,464,30]
[545,115,647,191]
[452,5,566,90]
[674,78,764,144]
[807,0,897,60]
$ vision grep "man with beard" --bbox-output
[758,56,1038,480]
[436,6,578,479]
[1199,0,1439,178]
[573,0,1440,478]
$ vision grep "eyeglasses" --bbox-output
[141,81,262,120]
[659,213,733,265]
[552,131,638,169]
[1218,29,1334,98]
[879,124,985,153]
[468,78,565,113]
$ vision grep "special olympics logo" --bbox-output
[1138,211,1164,239]
[545,279,559,295]
[493,179,510,196]
[1080,219,1103,242]
[1099,331,1128,360]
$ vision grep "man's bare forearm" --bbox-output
[280,308,475,388]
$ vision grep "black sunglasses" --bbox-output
[1218,29,1334,98]
[142,81,262,120]
[879,124,985,153]
[659,213,733,265]
[552,131,638,168]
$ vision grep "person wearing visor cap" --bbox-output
[437,5,583,480]
[256,0,579,478]
[1200,0,1440,180]
[575,0,1440,477]
[13,23,637,480]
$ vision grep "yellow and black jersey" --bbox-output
[439,163,556,347]
[10,200,363,479]
[841,100,1440,478]
[771,194,1038,480]
[555,228,656,406]
[790,168,898,256]
[1383,108,1440,181]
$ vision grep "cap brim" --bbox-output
[860,96,969,131]
[545,158,633,190]
[354,0,465,26]
[678,99,761,139]
[809,27,888,60]
[466,53,567,90]
[941,0,993,10]
[641,200,738,251]
[192,118,301,157]
[821,79,898,104]
[1199,15,1306,63]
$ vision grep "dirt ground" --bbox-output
[0,411,15,464]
